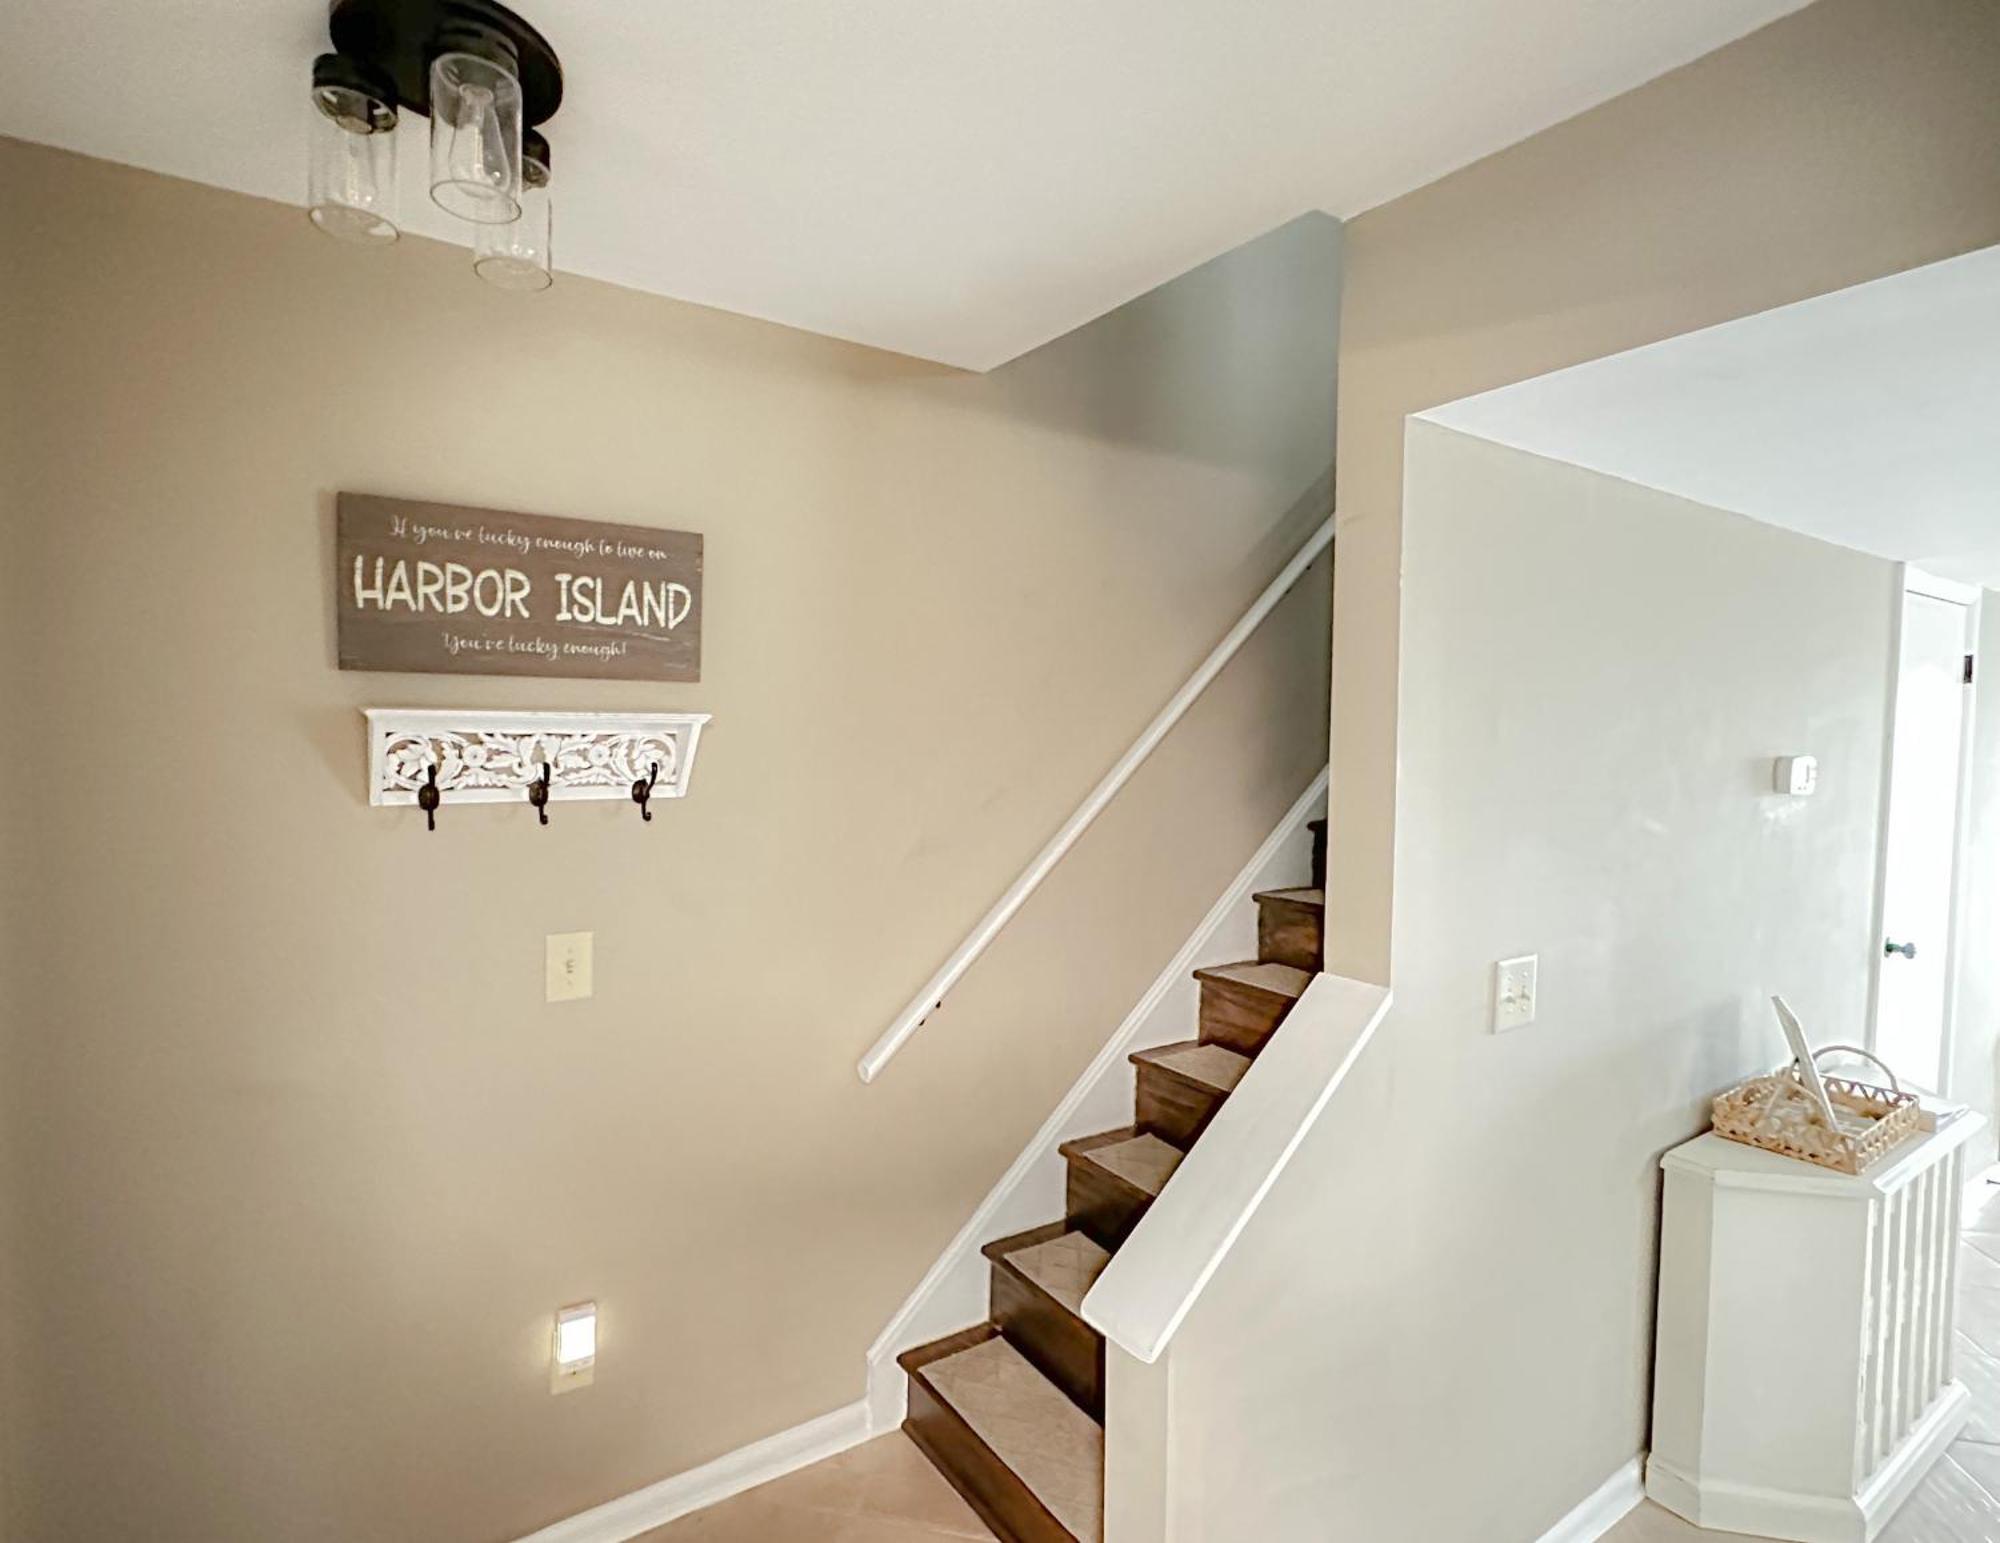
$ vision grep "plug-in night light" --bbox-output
[552,1301,596,1391]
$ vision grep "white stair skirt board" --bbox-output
[509,1400,873,1543]
[863,768,1330,1429]
[1535,1457,1645,1543]
[1644,1383,1970,1543]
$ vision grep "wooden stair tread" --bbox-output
[983,1223,1109,1420]
[895,830,1325,1533]
[1192,959,1312,999]
[1252,886,1325,972]
[913,1332,1105,1542]
[1063,1129,1183,1198]
[1252,885,1324,908]
[995,1227,1110,1316]
[1131,1039,1250,1097]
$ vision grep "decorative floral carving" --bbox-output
[381,731,682,796]
[365,711,707,807]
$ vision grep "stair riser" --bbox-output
[991,1261,1105,1421]
[1065,1157,1154,1252]
[1135,1064,1227,1147]
[1197,977,1294,1054]
[905,1377,1079,1543]
[1256,895,1323,972]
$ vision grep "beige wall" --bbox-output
[0,138,1336,1542]
[1,180,29,1542]
[1171,424,1898,1539]
[1327,0,2000,982]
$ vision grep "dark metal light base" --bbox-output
[328,0,563,125]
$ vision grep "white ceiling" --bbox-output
[0,0,1806,368]
[1424,245,2000,588]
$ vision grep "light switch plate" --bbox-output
[546,932,594,1003]
[1493,954,1538,1033]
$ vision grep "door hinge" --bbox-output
[1967,653,1977,686]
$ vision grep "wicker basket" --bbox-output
[1712,1047,1921,1175]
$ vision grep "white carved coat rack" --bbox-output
[365,709,709,827]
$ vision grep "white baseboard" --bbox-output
[1537,1456,1644,1543]
[1645,1382,1969,1543]
[1856,1382,1970,1535]
[862,768,1329,1429]
[1645,1454,1856,1543]
[510,1400,876,1543]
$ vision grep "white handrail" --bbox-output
[856,515,1335,1083]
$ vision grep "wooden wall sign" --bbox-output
[336,493,702,681]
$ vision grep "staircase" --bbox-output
[897,822,1328,1542]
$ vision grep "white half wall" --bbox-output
[1149,424,1899,1540]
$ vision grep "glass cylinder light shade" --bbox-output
[474,135,552,291]
[306,57,399,246]
[429,51,523,223]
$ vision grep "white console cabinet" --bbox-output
[1647,1114,1986,1542]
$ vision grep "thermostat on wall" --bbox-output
[1773,756,1819,796]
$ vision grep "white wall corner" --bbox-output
[1536,1457,1644,1543]
[866,1348,910,1433]
[862,768,1330,1421]
[1964,1161,1998,1223]
[1104,1342,1174,1543]
[509,1400,876,1543]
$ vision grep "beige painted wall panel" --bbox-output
[1329,0,2000,981]
[0,163,31,1543]
[0,139,1335,1541]
[1173,424,1896,1539]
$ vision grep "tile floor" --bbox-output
[646,1179,2000,1543]
[633,1432,993,1542]
[1606,1173,2000,1542]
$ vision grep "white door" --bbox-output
[1872,575,1977,1093]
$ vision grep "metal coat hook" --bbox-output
[417,763,441,832]
[631,761,660,822]
[528,761,552,825]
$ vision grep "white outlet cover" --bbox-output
[1772,755,1819,796]
[546,932,594,1003]
[1493,954,1538,1033]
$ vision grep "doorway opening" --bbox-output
[1871,570,1980,1095]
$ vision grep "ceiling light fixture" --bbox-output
[307,0,563,290]
[474,130,553,291]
